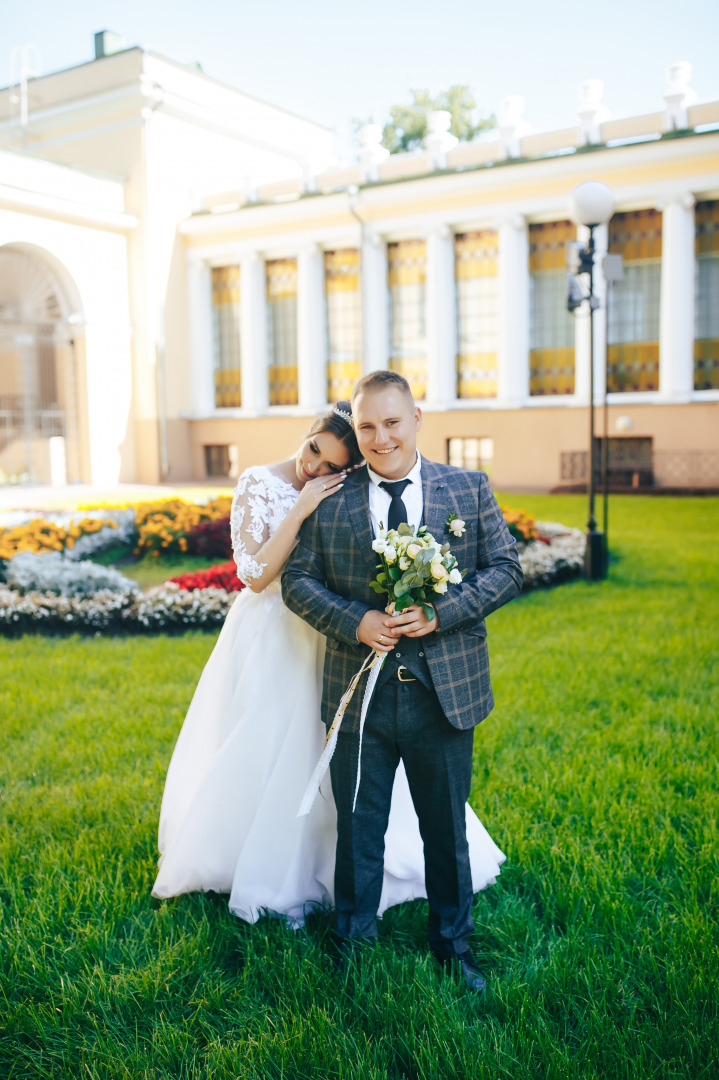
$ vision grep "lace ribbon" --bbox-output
[297,648,385,817]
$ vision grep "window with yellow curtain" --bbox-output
[325,249,362,403]
[211,266,241,407]
[695,200,719,391]
[607,210,662,392]
[529,221,576,396]
[266,258,298,406]
[455,231,498,398]
[388,240,427,401]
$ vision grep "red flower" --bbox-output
[169,561,245,592]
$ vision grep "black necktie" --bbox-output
[380,479,412,531]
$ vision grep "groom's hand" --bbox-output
[357,610,397,652]
[387,604,438,638]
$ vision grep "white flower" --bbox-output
[430,562,449,581]
[449,518,466,537]
[433,581,448,594]
[372,538,387,553]
[449,568,462,584]
[384,545,397,563]
[406,543,420,559]
[399,556,411,570]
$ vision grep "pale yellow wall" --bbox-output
[187,403,718,490]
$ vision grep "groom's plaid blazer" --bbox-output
[282,458,523,735]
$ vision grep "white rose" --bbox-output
[399,556,411,570]
[384,545,397,563]
[430,562,448,580]
[372,538,387,553]
[406,543,420,559]
[449,519,466,537]
[433,580,448,594]
[449,568,462,584]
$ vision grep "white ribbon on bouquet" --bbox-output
[297,648,385,817]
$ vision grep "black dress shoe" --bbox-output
[440,951,487,991]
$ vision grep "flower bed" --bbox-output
[517,522,586,589]
[0,582,236,636]
[0,494,585,636]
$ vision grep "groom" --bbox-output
[282,371,522,989]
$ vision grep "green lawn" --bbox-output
[1,495,717,1079]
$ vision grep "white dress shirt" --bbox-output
[366,452,424,539]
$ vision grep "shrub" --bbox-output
[6,551,139,597]
[501,505,539,543]
[0,515,121,561]
[185,517,233,560]
[133,497,233,557]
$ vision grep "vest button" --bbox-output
[395,651,401,658]
[418,651,424,657]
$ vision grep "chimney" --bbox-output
[94,30,125,60]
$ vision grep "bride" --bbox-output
[152,402,505,925]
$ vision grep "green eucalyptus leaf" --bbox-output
[423,603,435,622]
[397,523,413,536]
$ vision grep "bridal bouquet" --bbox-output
[369,524,464,620]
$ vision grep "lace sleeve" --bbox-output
[230,471,271,584]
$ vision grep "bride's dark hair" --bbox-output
[306,400,363,467]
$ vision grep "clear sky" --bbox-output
[3,0,718,157]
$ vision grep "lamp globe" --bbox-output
[569,181,615,227]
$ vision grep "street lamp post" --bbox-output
[567,180,615,581]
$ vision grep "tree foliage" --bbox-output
[380,85,495,154]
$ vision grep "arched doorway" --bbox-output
[0,244,85,485]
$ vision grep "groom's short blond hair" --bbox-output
[351,370,414,402]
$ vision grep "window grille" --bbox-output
[529,221,576,396]
[211,266,242,407]
[607,210,661,392]
[388,240,427,401]
[325,249,362,402]
[455,231,498,398]
[266,258,298,406]
[695,200,719,391]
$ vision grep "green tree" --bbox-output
[380,85,495,154]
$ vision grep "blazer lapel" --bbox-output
[344,468,378,574]
[421,458,453,540]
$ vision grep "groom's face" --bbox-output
[353,386,422,480]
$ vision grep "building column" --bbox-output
[240,252,268,414]
[298,243,328,411]
[497,216,530,405]
[186,257,215,416]
[361,232,389,375]
[660,194,695,399]
[425,225,457,407]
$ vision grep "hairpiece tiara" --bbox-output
[333,406,353,427]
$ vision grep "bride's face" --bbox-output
[295,431,351,485]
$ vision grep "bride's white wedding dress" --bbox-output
[152,466,506,924]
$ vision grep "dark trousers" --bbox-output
[329,675,476,958]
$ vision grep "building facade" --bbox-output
[0,47,717,491]
[181,99,719,492]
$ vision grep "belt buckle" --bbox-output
[397,666,417,682]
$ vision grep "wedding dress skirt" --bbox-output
[153,581,506,925]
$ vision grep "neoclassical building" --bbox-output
[1,45,717,491]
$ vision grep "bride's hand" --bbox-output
[295,471,346,520]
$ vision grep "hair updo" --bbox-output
[305,400,363,467]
